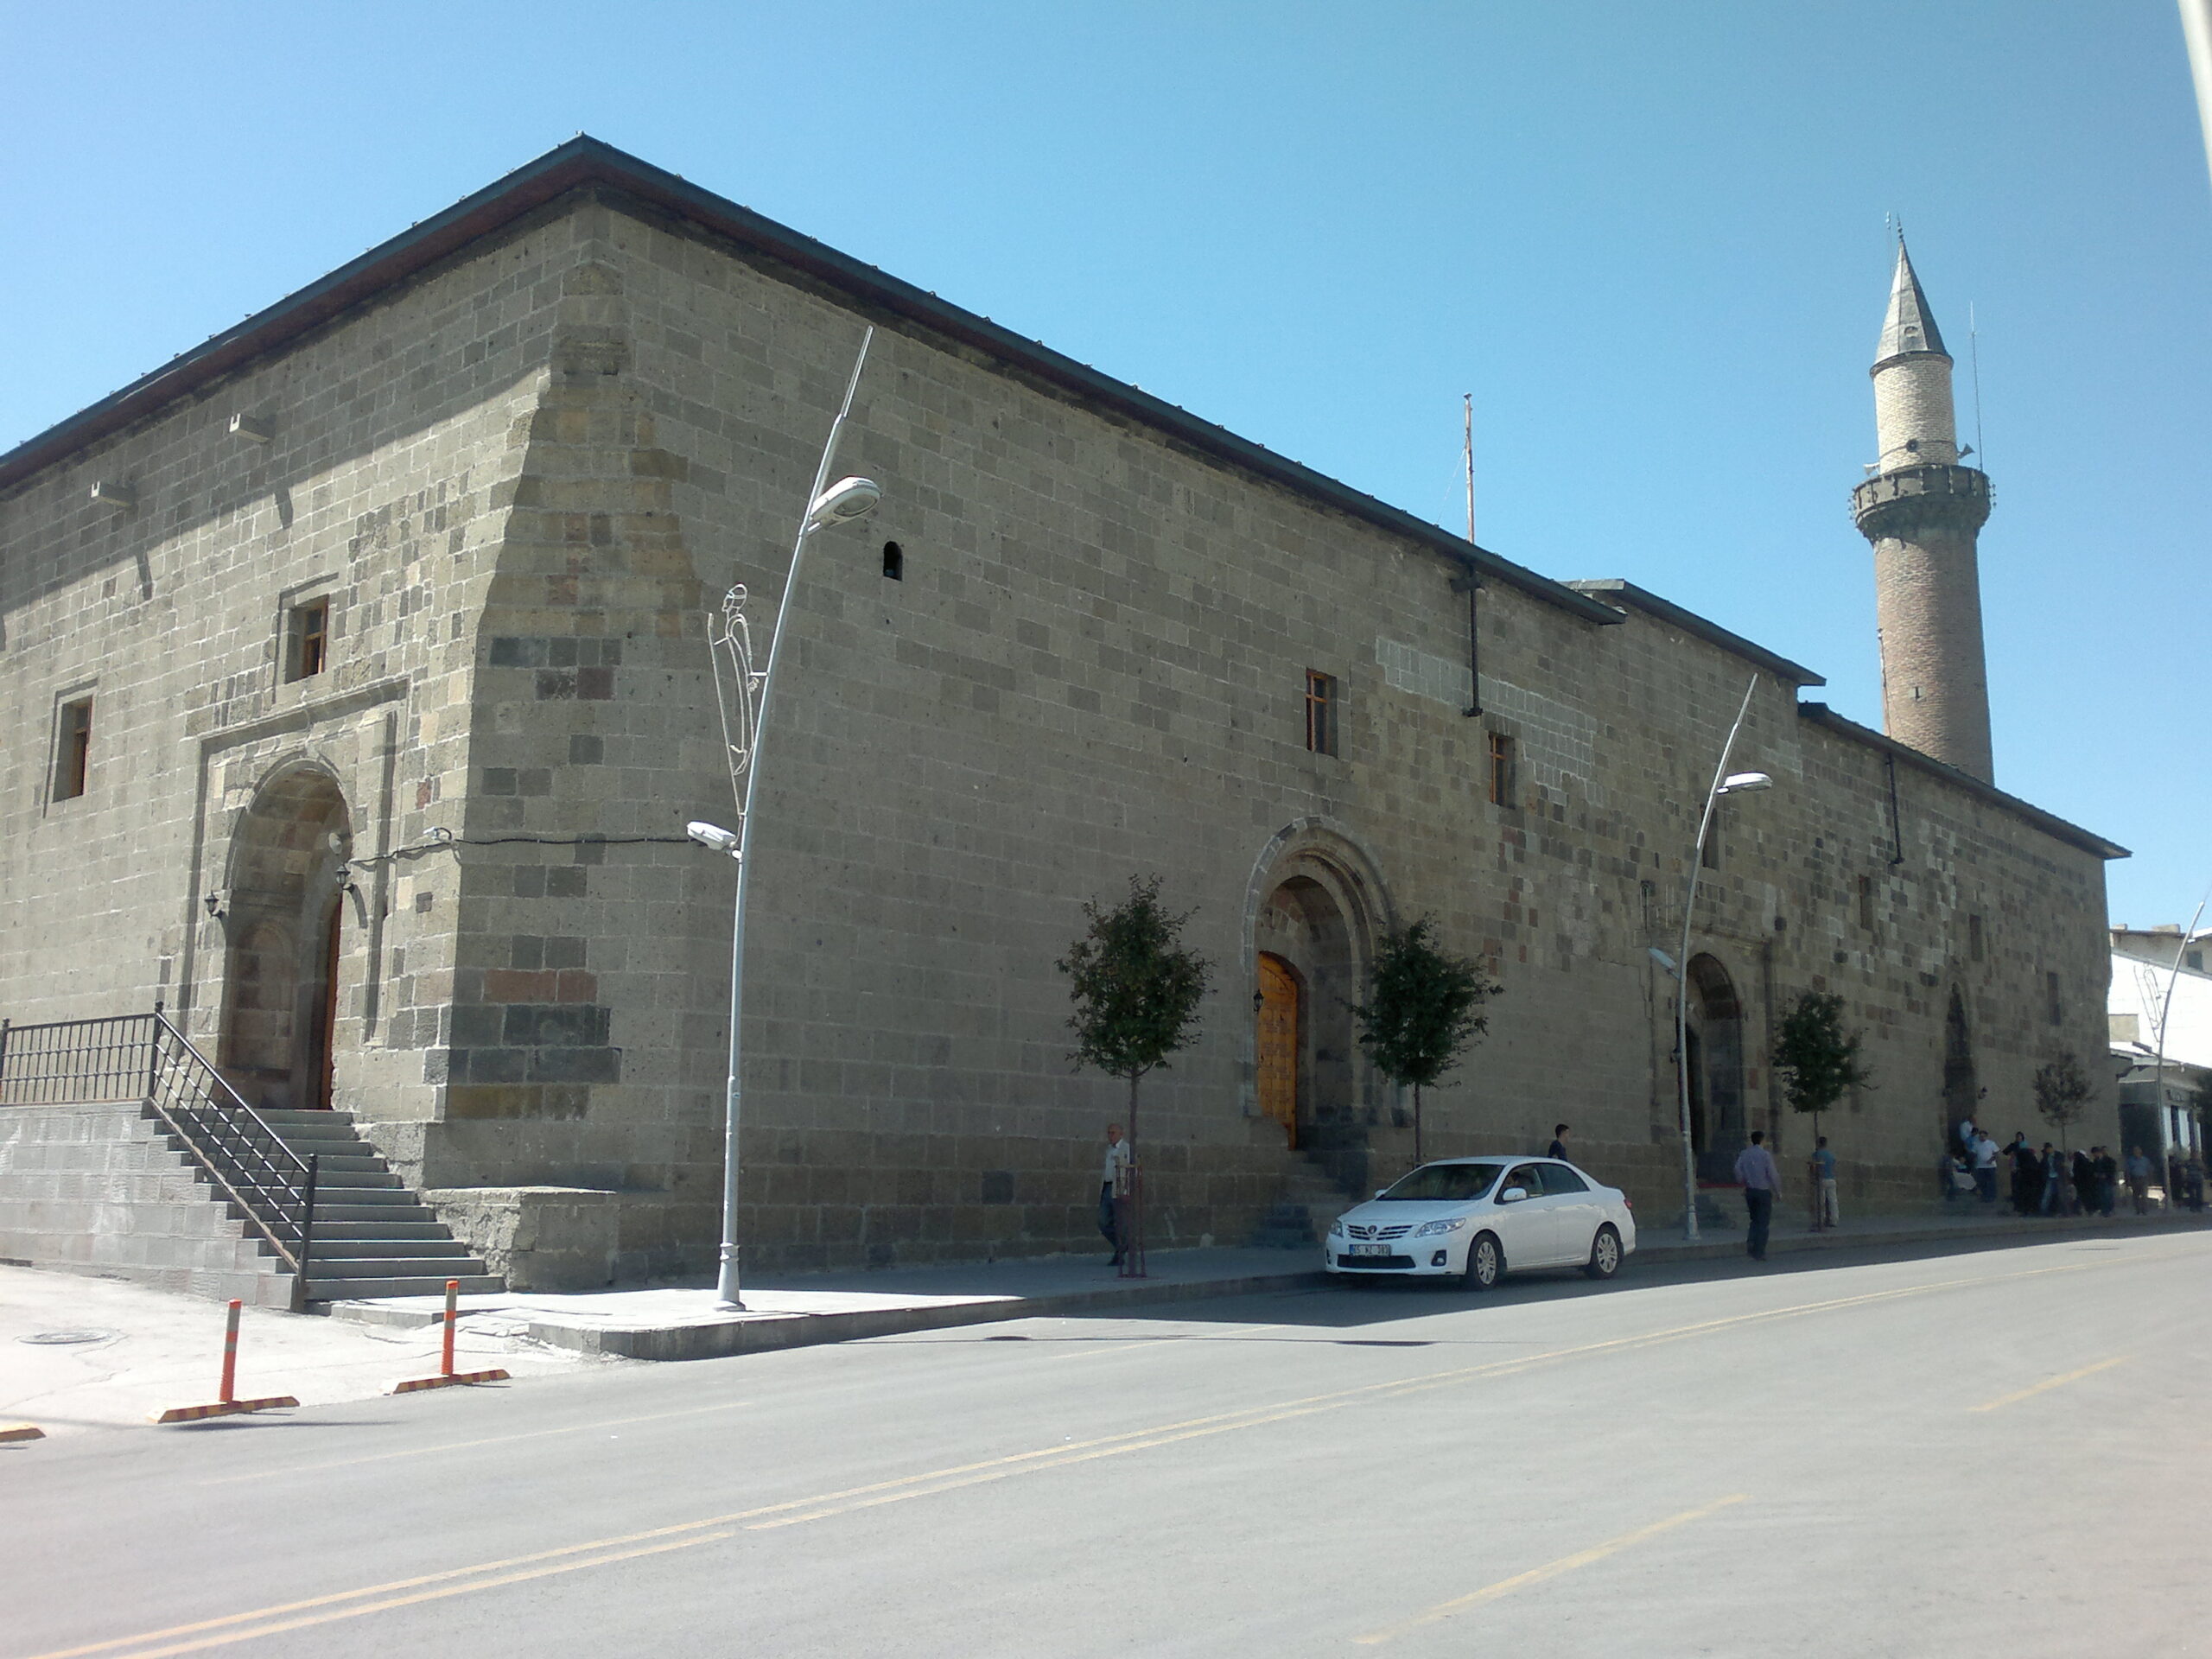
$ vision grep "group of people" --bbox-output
[1945,1117,2208,1218]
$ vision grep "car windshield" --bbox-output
[1376,1162,1505,1203]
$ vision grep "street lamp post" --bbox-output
[1673,673,1770,1243]
[692,327,880,1310]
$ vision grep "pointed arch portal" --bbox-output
[220,766,353,1110]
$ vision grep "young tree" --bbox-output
[1770,990,1873,1143]
[1058,875,1211,1274]
[1350,917,1500,1166]
[2033,1050,2092,1152]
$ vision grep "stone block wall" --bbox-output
[1,180,2121,1285]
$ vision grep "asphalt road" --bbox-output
[6,1230,2208,1658]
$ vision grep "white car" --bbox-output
[1323,1156,1637,1288]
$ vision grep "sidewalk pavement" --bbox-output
[0,1263,620,1439]
[322,1202,2212,1363]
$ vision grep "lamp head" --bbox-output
[804,476,881,531]
[1718,772,1772,795]
[686,820,741,858]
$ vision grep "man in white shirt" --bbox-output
[1971,1129,2000,1204]
[1100,1123,1131,1268]
[1733,1130,1783,1262]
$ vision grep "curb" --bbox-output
[320,1211,2212,1365]
[327,1265,1327,1362]
[1641,1209,2212,1266]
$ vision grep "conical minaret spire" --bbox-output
[1852,237,1994,782]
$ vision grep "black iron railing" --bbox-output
[0,1005,317,1287]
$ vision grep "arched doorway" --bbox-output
[1255,873,1361,1149]
[1942,988,1978,1141]
[1255,953,1301,1147]
[220,766,353,1111]
[1685,954,1745,1184]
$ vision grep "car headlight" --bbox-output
[1413,1217,1467,1238]
[1327,1217,1346,1237]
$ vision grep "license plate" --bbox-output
[1350,1243,1392,1257]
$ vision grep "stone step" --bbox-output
[295,1154,387,1174]
[310,1237,479,1262]
[312,1274,505,1301]
[1249,1200,1323,1249]
[312,1168,407,1190]
[310,1253,493,1281]
[314,1201,435,1223]
[312,1218,451,1241]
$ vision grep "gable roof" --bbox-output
[0,137,1624,627]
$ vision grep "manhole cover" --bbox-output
[17,1329,116,1346]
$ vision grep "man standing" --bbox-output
[1972,1129,2000,1205]
[1808,1135,1840,1232]
[1734,1130,1783,1262]
[2092,1146,2119,1217]
[2125,1146,2153,1215]
[2007,1132,2037,1215]
[1099,1122,1131,1268]
[1547,1123,1572,1160]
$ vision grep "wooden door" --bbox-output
[1256,953,1300,1147]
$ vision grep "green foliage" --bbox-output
[1770,991,1872,1135]
[1058,875,1212,1084]
[1352,918,1497,1091]
[1351,917,1499,1162]
[2032,1050,2092,1150]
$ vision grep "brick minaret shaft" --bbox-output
[1853,238,1995,783]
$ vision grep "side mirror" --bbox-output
[1498,1185,1529,1204]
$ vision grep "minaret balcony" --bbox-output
[1851,462,1992,539]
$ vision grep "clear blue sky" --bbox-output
[4,2,2205,925]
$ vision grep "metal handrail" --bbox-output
[0,1004,317,1290]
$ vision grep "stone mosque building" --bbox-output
[0,139,2123,1291]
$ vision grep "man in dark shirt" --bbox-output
[1547,1123,1571,1160]
[2092,1147,2119,1217]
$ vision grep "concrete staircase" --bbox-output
[258,1109,502,1300]
[1250,1153,1358,1249]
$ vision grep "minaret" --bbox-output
[1852,238,1995,783]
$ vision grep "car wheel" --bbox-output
[1464,1232,1503,1291]
[1584,1224,1623,1281]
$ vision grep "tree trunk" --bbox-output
[1121,1072,1145,1278]
[1412,1083,1424,1166]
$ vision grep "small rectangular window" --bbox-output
[1486,732,1514,806]
[1700,831,1721,871]
[287,599,330,682]
[2047,970,2063,1027]
[1857,874,1875,931]
[1968,913,1985,962]
[2188,950,2204,973]
[54,697,92,801]
[1304,671,1338,757]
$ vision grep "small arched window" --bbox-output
[881,541,904,582]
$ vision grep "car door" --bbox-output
[1493,1163,1559,1266]
[1535,1162,1601,1265]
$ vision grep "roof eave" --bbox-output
[1796,702,2130,861]
[0,137,1622,628]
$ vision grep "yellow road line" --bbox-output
[1969,1356,2131,1413]
[197,1398,757,1487]
[1353,1495,1750,1644]
[90,1533,735,1659]
[22,1252,2139,1659]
